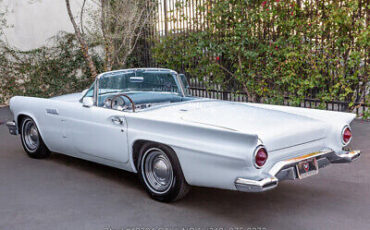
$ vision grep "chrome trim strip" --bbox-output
[269,137,325,152]
[46,108,59,115]
[179,118,239,131]
[176,74,186,97]
[94,73,102,106]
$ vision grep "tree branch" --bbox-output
[100,0,113,71]
[65,0,97,78]
[80,0,87,35]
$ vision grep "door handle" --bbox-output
[111,117,124,125]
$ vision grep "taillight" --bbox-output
[342,126,352,145]
[254,146,268,168]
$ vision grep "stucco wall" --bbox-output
[1,0,86,50]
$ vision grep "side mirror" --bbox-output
[81,89,88,97]
[82,97,94,107]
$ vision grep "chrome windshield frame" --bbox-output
[175,74,186,97]
[90,68,185,108]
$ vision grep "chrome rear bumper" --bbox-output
[6,121,18,135]
[235,149,361,192]
[235,177,278,192]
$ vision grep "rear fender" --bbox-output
[126,116,260,189]
[248,103,356,152]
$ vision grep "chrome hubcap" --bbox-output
[23,120,39,152]
[143,148,173,193]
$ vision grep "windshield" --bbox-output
[98,71,180,95]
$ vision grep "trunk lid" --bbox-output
[179,101,329,151]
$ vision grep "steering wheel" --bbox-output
[111,94,136,112]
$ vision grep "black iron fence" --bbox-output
[188,78,369,116]
[136,0,369,116]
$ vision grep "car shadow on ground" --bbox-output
[48,153,142,190]
[47,151,336,225]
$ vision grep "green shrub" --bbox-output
[152,0,369,111]
[0,33,103,104]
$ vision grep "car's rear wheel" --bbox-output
[20,117,50,159]
[137,142,190,202]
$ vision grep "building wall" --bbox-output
[1,0,85,50]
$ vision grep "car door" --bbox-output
[63,102,129,163]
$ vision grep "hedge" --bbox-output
[151,0,369,114]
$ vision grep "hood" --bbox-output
[50,93,82,102]
[178,101,329,151]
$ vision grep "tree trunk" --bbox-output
[100,0,113,71]
[65,0,98,78]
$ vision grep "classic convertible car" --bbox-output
[6,68,360,202]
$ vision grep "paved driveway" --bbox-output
[0,107,369,230]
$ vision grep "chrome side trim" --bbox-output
[269,137,325,152]
[46,108,59,115]
[6,121,18,135]
[235,149,361,192]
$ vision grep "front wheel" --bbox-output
[137,143,190,202]
[20,117,51,159]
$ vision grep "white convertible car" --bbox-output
[6,68,360,202]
